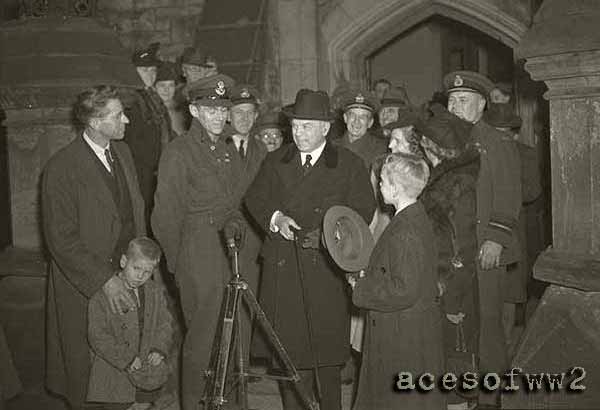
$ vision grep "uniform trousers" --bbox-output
[477,265,508,405]
[279,366,341,410]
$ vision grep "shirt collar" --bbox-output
[83,131,110,155]
[300,140,327,165]
[232,134,249,148]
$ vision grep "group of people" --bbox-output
[41,39,532,410]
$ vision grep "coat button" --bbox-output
[124,341,130,347]
[121,324,127,330]
[476,219,481,224]
[277,259,285,267]
[314,207,322,213]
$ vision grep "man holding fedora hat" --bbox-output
[245,89,376,410]
[151,73,245,410]
[444,70,521,405]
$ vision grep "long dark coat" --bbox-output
[42,137,145,407]
[244,142,375,368]
[352,202,445,410]
[151,120,242,407]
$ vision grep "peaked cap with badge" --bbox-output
[443,70,495,99]
[183,73,235,105]
[341,89,380,113]
[230,84,261,106]
[132,42,161,67]
[283,89,333,121]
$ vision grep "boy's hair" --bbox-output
[74,85,120,126]
[382,152,430,199]
[126,236,162,262]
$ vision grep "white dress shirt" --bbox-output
[83,132,112,173]
[270,140,328,232]
[231,134,249,152]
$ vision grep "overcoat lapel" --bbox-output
[73,136,119,218]
[112,141,146,234]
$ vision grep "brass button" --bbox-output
[277,259,285,267]
[210,145,216,151]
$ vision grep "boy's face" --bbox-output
[379,170,396,205]
[119,253,158,288]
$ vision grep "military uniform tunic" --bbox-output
[151,120,242,409]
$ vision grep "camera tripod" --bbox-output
[203,239,320,410]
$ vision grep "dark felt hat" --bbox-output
[132,43,160,67]
[417,103,473,150]
[255,110,284,133]
[483,103,522,129]
[443,70,495,98]
[382,108,422,131]
[380,86,411,109]
[155,61,178,83]
[128,360,170,392]
[283,89,333,121]
[184,73,235,105]
[340,90,380,113]
[230,84,261,106]
[180,46,213,67]
[323,205,374,272]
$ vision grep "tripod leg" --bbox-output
[234,300,249,410]
[241,287,320,410]
[205,283,241,409]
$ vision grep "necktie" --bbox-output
[239,139,246,159]
[303,154,312,176]
[104,148,114,174]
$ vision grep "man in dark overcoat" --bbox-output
[151,74,242,410]
[444,71,522,406]
[226,84,268,366]
[244,89,376,410]
[42,85,146,410]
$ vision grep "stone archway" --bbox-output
[319,0,530,92]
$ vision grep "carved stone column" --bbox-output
[504,1,600,408]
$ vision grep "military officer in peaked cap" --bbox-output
[444,70,521,406]
[151,74,244,410]
[226,84,269,370]
[334,90,388,170]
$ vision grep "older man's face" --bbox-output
[343,107,373,140]
[447,91,486,123]
[379,106,400,127]
[291,119,329,153]
[191,104,228,136]
[230,103,258,136]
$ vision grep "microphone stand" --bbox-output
[203,236,320,410]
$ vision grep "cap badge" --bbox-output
[454,75,464,87]
[355,93,365,104]
[215,80,226,96]
[240,88,250,98]
[140,52,149,58]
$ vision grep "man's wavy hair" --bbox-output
[73,85,120,127]
[382,152,430,199]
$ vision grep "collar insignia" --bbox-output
[215,80,226,96]
[454,75,464,87]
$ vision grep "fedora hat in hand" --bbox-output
[323,205,374,272]
[283,89,333,121]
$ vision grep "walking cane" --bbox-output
[291,228,322,405]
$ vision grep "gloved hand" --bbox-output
[223,215,246,250]
[301,228,321,249]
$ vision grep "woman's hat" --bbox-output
[417,103,473,150]
[283,89,333,121]
[323,205,374,272]
[483,103,522,129]
[155,61,178,83]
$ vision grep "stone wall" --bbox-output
[97,0,206,60]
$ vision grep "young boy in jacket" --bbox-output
[87,237,173,410]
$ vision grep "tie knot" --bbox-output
[304,154,312,166]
